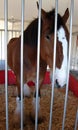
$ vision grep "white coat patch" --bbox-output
[24,84,31,97]
[15,97,21,114]
[55,26,68,87]
[32,97,40,112]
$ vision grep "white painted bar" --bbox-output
[4,0,8,130]
[49,0,58,130]
[20,0,25,130]
[74,109,78,130]
[0,31,2,61]
[62,0,74,129]
[35,0,42,130]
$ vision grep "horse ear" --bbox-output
[62,8,69,23]
[36,1,46,22]
[36,1,39,9]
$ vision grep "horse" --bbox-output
[7,3,69,126]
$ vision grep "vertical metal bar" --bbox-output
[35,0,42,130]
[0,30,2,60]
[74,109,78,130]
[21,0,24,130]
[1,31,2,61]
[12,21,14,38]
[62,0,74,129]
[49,0,58,130]
[4,0,8,130]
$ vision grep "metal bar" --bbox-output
[20,0,24,130]
[4,0,8,130]
[74,109,78,130]
[62,0,74,129]
[11,21,14,37]
[1,31,2,61]
[72,31,78,35]
[35,0,42,130]
[0,29,20,32]
[49,0,58,130]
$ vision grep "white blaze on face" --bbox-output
[55,26,68,87]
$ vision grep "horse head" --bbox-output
[37,3,69,87]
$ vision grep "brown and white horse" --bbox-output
[7,4,69,125]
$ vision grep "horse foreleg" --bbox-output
[32,88,41,113]
[31,88,43,123]
[14,80,31,126]
[13,80,21,127]
[23,83,31,97]
[14,80,26,127]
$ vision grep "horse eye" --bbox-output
[45,35,50,41]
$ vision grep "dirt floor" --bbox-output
[0,84,78,130]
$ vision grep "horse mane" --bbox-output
[24,18,39,48]
[47,9,64,33]
[23,9,64,47]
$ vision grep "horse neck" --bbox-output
[24,44,37,65]
[57,26,68,69]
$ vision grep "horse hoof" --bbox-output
[13,113,21,128]
[13,112,26,128]
[30,111,43,124]
[55,80,61,88]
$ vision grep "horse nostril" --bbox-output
[56,79,61,88]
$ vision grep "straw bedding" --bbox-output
[0,84,78,130]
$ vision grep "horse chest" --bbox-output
[26,71,36,83]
